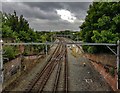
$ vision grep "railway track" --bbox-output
[25,39,68,92]
[64,44,68,92]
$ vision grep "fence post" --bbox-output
[0,40,3,86]
[117,40,120,89]
[45,41,48,55]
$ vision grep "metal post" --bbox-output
[50,30,53,42]
[51,36,52,42]
[45,42,47,55]
[20,53,22,74]
[117,40,120,89]
[0,40,3,86]
[77,35,78,42]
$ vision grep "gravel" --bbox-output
[67,45,112,91]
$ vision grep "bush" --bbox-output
[82,45,89,52]
[3,46,16,60]
[87,46,97,54]
[23,46,30,56]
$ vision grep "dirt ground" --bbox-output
[84,53,117,91]
[67,45,112,91]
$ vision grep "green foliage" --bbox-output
[41,34,47,43]
[3,46,17,59]
[18,31,30,42]
[2,25,13,38]
[80,2,120,53]
[97,15,110,28]
[91,30,119,43]
[87,46,97,54]
[1,10,56,60]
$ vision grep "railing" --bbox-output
[0,40,120,89]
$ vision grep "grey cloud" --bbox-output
[60,2,91,19]
[23,2,91,21]
[23,2,91,19]
[2,2,91,31]
[2,0,93,2]
[2,2,60,20]
[28,18,82,31]
[23,2,63,11]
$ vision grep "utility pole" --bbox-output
[117,40,120,89]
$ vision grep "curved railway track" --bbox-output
[25,38,68,93]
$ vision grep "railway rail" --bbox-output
[25,39,68,92]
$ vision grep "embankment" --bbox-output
[84,53,117,91]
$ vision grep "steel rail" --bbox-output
[27,41,64,92]
[25,42,62,92]
[37,45,63,93]
[52,44,66,93]
[64,43,68,93]
[3,42,117,46]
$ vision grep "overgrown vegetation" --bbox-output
[1,11,56,62]
[79,2,120,78]
[79,2,120,53]
[1,10,79,62]
[3,46,18,60]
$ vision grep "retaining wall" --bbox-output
[84,53,117,91]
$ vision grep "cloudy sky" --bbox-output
[1,1,91,31]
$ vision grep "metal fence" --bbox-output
[0,40,120,89]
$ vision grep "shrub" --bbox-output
[3,46,16,60]
[87,46,97,54]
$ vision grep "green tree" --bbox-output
[80,2,120,53]
[4,46,17,60]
